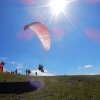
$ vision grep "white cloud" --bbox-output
[78,67,82,69]
[31,69,55,76]
[11,61,17,64]
[7,61,24,69]
[90,73,98,75]
[7,61,19,64]
[3,68,10,73]
[82,73,98,75]
[3,68,7,72]
[0,57,7,60]
[17,64,24,69]
[84,65,92,68]
[17,70,22,73]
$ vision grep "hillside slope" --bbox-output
[0,73,100,100]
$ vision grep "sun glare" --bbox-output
[50,0,66,15]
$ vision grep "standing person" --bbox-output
[12,71,14,74]
[35,72,37,76]
[25,69,28,75]
[15,69,17,74]
[27,69,31,75]
[0,62,5,72]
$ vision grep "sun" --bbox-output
[50,0,66,15]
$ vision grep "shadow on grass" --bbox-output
[0,81,43,94]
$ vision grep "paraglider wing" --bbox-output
[24,22,51,50]
[24,24,30,31]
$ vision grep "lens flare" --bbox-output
[28,80,44,90]
[50,0,66,15]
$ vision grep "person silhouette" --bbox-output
[35,72,37,76]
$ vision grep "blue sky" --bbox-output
[0,0,100,76]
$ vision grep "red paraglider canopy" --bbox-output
[24,22,51,51]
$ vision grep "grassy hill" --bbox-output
[0,73,100,100]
